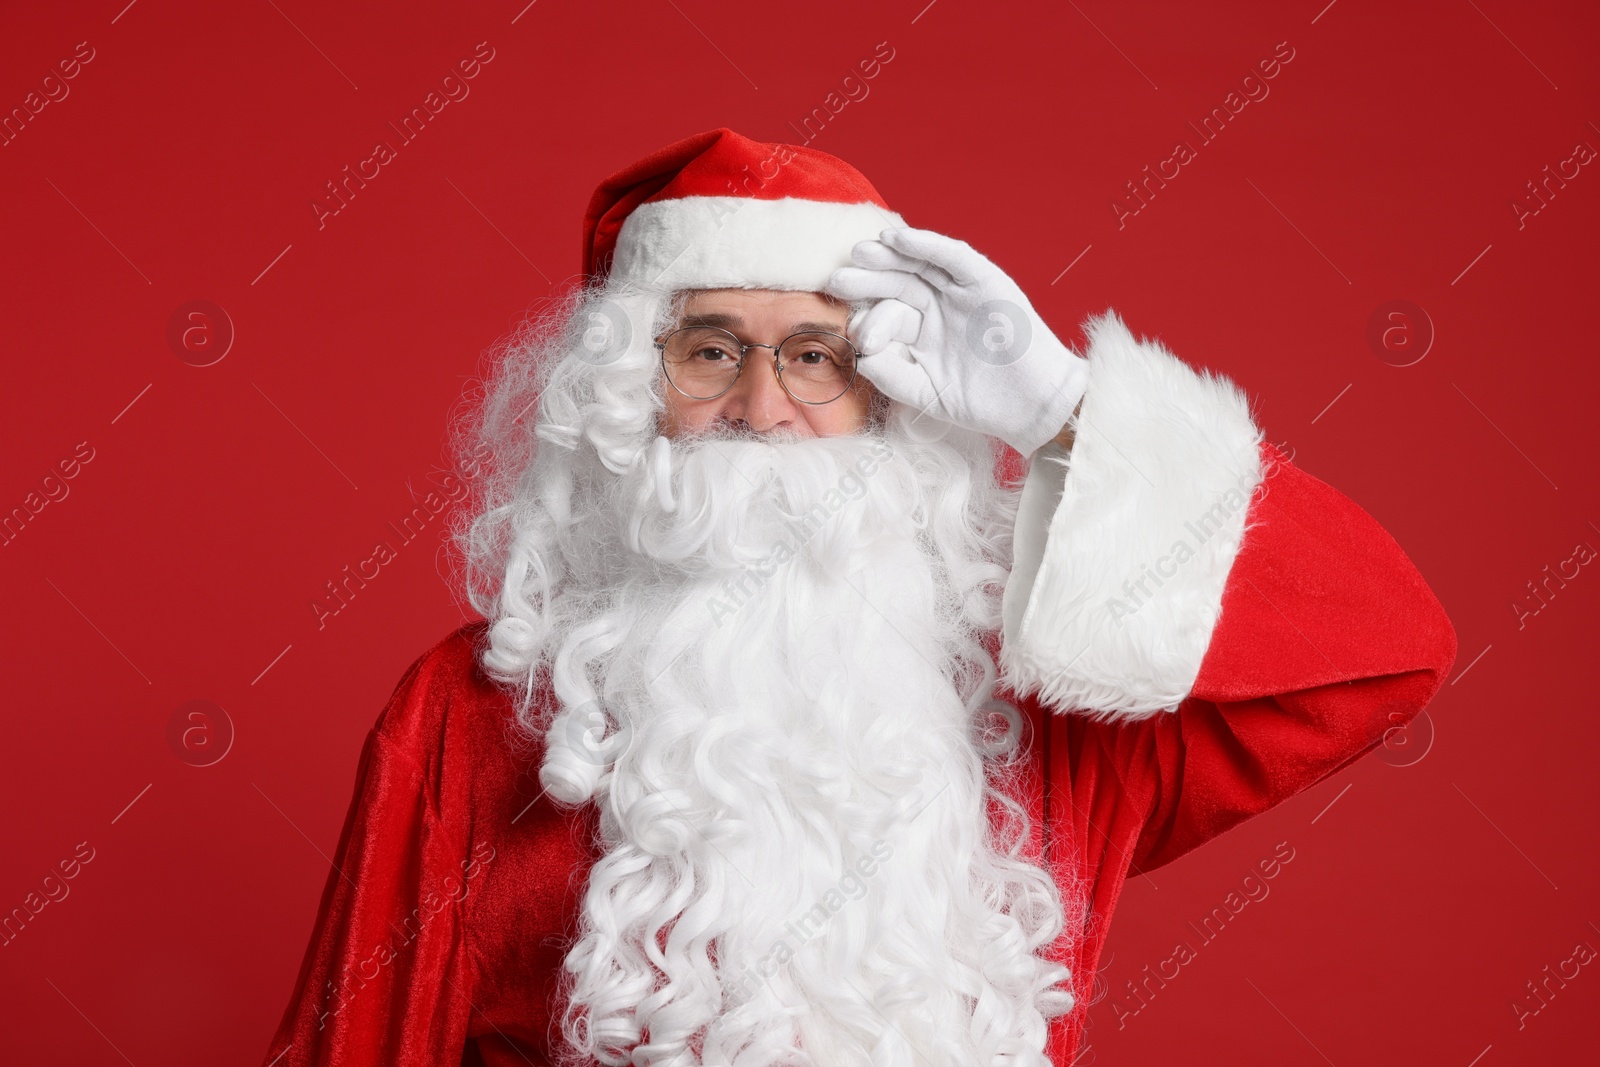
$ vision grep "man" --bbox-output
[262,128,1456,1067]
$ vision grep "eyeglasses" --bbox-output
[655,325,862,405]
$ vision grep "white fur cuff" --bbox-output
[1000,310,1265,720]
[610,196,906,292]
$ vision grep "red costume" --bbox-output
[262,128,1456,1064]
[261,438,1456,1066]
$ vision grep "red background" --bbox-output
[2,1,1596,1063]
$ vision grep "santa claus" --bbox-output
[262,128,1456,1067]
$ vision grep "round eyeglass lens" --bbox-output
[777,332,857,404]
[661,327,743,399]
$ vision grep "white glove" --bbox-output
[825,227,1089,457]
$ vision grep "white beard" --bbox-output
[521,426,1076,1067]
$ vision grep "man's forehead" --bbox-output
[679,309,846,334]
[678,288,846,309]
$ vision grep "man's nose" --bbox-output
[723,351,798,433]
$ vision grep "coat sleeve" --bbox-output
[1001,310,1457,872]
[261,653,478,1066]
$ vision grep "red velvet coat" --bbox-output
[261,318,1457,1066]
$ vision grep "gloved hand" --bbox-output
[825,227,1089,456]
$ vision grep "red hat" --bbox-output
[582,128,906,291]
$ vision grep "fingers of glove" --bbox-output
[852,298,923,355]
[850,239,960,292]
[855,341,939,413]
[879,227,988,286]
[826,266,940,312]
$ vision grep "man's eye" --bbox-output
[795,349,827,364]
[696,347,734,361]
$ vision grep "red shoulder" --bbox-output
[374,622,507,734]
[367,621,539,827]
[379,621,496,719]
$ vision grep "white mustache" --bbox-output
[615,428,912,579]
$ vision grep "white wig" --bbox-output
[449,278,1086,1067]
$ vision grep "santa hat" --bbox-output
[582,127,906,292]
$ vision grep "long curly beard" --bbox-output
[525,426,1076,1067]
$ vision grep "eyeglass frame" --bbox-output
[653,325,867,406]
